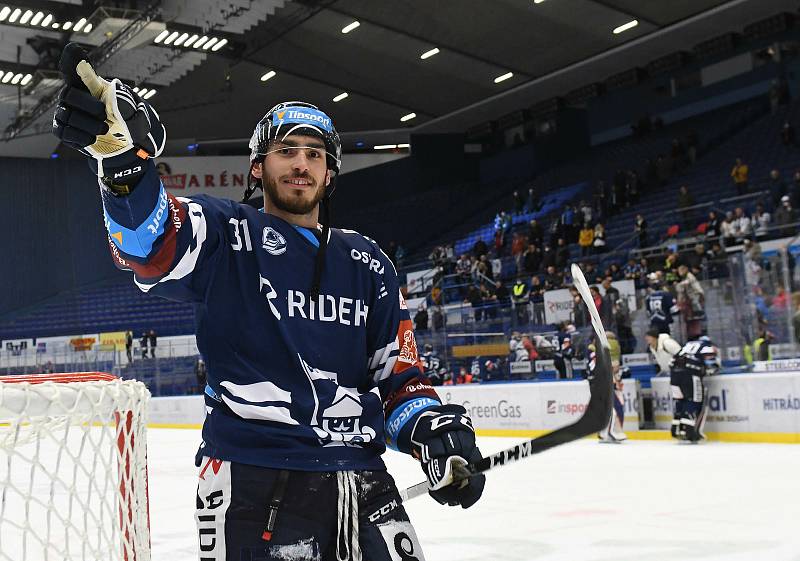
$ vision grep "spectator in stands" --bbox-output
[705,210,721,240]
[766,169,787,210]
[195,358,207,393]
[544,265,562,288]
[634,214,648,248]
[579,200,593,225]
[592,223,606,254]
[752,204,771,238]
[686,130,698,165]
[608,263,624,281]
[731,157,749,196]
[513,190,524,214]
[578,222,594,257]
[148,329,157,359]
[676,265,706,339]
[413,304,428,332]
[472,254,491,282]
[512,277,529,324]
[140,332,148,359]
[125,330,133,363]
[682,243,707,277]
[527,219,543,247]
[555,238,570,269]
[791,171,800,207]
[494,279,510,310]
[560,206,576,243]
[529,276,545,324]
[614,296,635,355]
[706,242,727,277]
[623,258,642,281]
[523,243,542,275]
[456,254,472,287]
[720,211,736,247]
[600,277,619,329]
[677,185,694,227]
[731,207,752,243]
[541,244,556,271]
[511,233,526,274]
[465,284,484,321]
[570,286,588,328]
[782,122,796,146]
[775,195,797,236]
[525,187,538,214]
[432,305,445,331]
[584,261,603,284]
[481,282,497,319]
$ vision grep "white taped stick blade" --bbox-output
[570,263,610,349]
[0,373,151,561]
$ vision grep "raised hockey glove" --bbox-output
[52,43,165,194]
[410,404,486,509]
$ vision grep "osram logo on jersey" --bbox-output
[350,249,385,274]
[259,273,369,326]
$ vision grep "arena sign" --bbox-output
[543,279,636,324]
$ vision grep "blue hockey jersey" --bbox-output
[101,162,440,471]
[645,290,678,328]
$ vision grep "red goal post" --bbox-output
[0,372,151,561]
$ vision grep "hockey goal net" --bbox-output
[0,372,151,561]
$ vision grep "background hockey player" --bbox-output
[52,44,485,560]
[668,336,720,442]
[644,328,682,376]
[645,276,678,334]
[553,322,576,379]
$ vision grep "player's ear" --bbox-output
[324,169,331,187]
[251,161,263,179]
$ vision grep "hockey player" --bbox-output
[668,336,720,442]
[644,277,678,334]
[552,322,575,379]
[421,343,441,381]
[53,44,485,560]
[644,328,681,375]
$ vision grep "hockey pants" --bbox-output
[670,371,707,442]
[195,457,426,561]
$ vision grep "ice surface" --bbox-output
[144,430,800,561]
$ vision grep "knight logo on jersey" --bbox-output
[262,227,287,255]
[395,319,420,369]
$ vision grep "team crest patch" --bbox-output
[262,227,287,255]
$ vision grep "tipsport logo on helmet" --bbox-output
[273,107,333,132]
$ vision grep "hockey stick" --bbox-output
[399,263,613,503]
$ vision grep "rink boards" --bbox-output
[146,373,800,443]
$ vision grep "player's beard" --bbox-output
[263,173,326,216]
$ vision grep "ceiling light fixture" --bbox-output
[260,70,276,82]
[63,21,72,30]
[173,32,189,46]
[0,7,10,21]
[41,14,52,26]
[341,21,360,34]
[202,37,218,50]
[73,17,86,32]
[184,34,199,47]
[420,47,439,60]
[211,38,227,51]
[1,71,13,83]
[138,88,149,97]
[20,73,32,86]
[154,29,169,43]
[144,90,156,100]
[333,92,348,102]
[400,112,416,122]
[11,73,22,84]
[30,12,44,26]
[397,143,410,149]
[51,22,59,28]
[374,144,397,150]
[534,0,546,3]
[494,72,513,83]
[19,10,32,24]
[163,31,180,45]
[8,8,21,23]
[83,22,92,33]
[133,87,139,92]
[193,36,208,49]
[613,20,638,34]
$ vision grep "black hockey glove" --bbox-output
[52,43,165,194]
[410,404,486,509]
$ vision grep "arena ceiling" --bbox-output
[0,0,797,157]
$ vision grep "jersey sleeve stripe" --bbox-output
[104,183,170,258]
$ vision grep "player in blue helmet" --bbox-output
[669,335,720,442]
[53,44,485,560]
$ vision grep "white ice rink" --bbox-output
[148,429,800,561]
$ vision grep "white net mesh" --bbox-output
[0,373,151,561]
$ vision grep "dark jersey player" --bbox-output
[669,337,720,442]
[53,44,485,560]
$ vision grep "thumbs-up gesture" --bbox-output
[52,43,166,192]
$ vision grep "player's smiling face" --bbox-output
[253,134,331,221]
